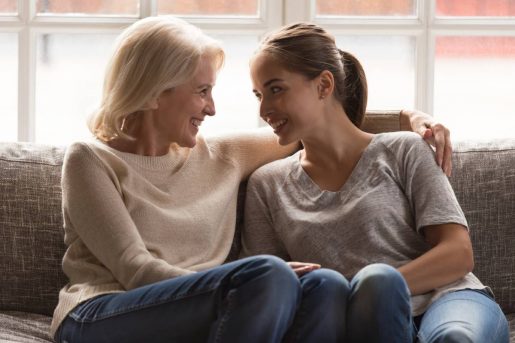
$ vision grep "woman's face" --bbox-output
[153,55,217,148]
[250,53,322,146]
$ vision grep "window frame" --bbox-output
[1,0,281,142]
[289,0,515,123]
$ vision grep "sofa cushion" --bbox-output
[0,311,53,342]
[450,139,515,313]
[0,142,67,316]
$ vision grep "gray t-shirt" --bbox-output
[241,132,486,315]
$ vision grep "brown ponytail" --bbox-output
[338,50,368,128]
[257,22,368,128]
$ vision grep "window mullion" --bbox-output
[264,0,283,28]
[140,0,155,18]
[17,0,36,141]
[415,0,431,113]
[284,0,312,24]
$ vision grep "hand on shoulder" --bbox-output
[401,109,452,176]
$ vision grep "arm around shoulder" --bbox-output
[208,128,298,179]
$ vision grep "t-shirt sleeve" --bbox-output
[397,134,468,234]
[62,143,195,290]
[240,170,290,260]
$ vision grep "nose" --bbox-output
[260,102,274,122]
[204,95,216,117]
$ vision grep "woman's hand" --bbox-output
[287,261,321,277]
[401,109,452,176]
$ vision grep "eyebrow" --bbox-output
[263,78,283,87]
[195,84,213,90]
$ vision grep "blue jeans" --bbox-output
[344,263,509,343]
[54,255,348,343]
[346,263,412,343]
[415,289,509,343]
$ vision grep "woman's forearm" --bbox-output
[398,225,474,295]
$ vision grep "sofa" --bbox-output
[1,111,514,342]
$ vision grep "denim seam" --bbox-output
[69,281,222,323]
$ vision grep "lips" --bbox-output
[266,118,288,133]
[191,118,203,128]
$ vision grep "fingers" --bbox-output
[443,136,453,176]
[287,261,321,276]
[428,123,452,176]
[404,109,453,176]
[422,128,433,140]
[287,261,321,268]
[292,265,319,277]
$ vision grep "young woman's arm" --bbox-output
[398,223,474,295]
[394,134,470,296]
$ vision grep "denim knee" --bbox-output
[427,327,474,343]
[352,263,408,295]
[301,268,350,296]
[238,255,299,291]
[347,264,413,343]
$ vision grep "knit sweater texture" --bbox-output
[50,130,290,336]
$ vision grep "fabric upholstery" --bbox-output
[0,311,53,342]
[450,139,515,313]
[0,143,68,316]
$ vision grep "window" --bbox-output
[310,0,515,139]
[1,0,514,143]
[0,33,17,141]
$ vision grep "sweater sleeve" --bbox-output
[62,143,194,290]
[240,170,290,260]
[208,128,298,180]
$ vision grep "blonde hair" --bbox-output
[89,16,224,141]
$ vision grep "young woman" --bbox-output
[241,23,509,343]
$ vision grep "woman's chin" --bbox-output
[175,135,197,148]
[277,135,294,146]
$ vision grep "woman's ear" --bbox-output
[318,70,335,100]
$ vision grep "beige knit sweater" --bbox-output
[50,129,292,337]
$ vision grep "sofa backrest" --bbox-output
[450,139,515,313]
[0,142,67,316]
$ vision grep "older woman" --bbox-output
[52,16,452,343]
